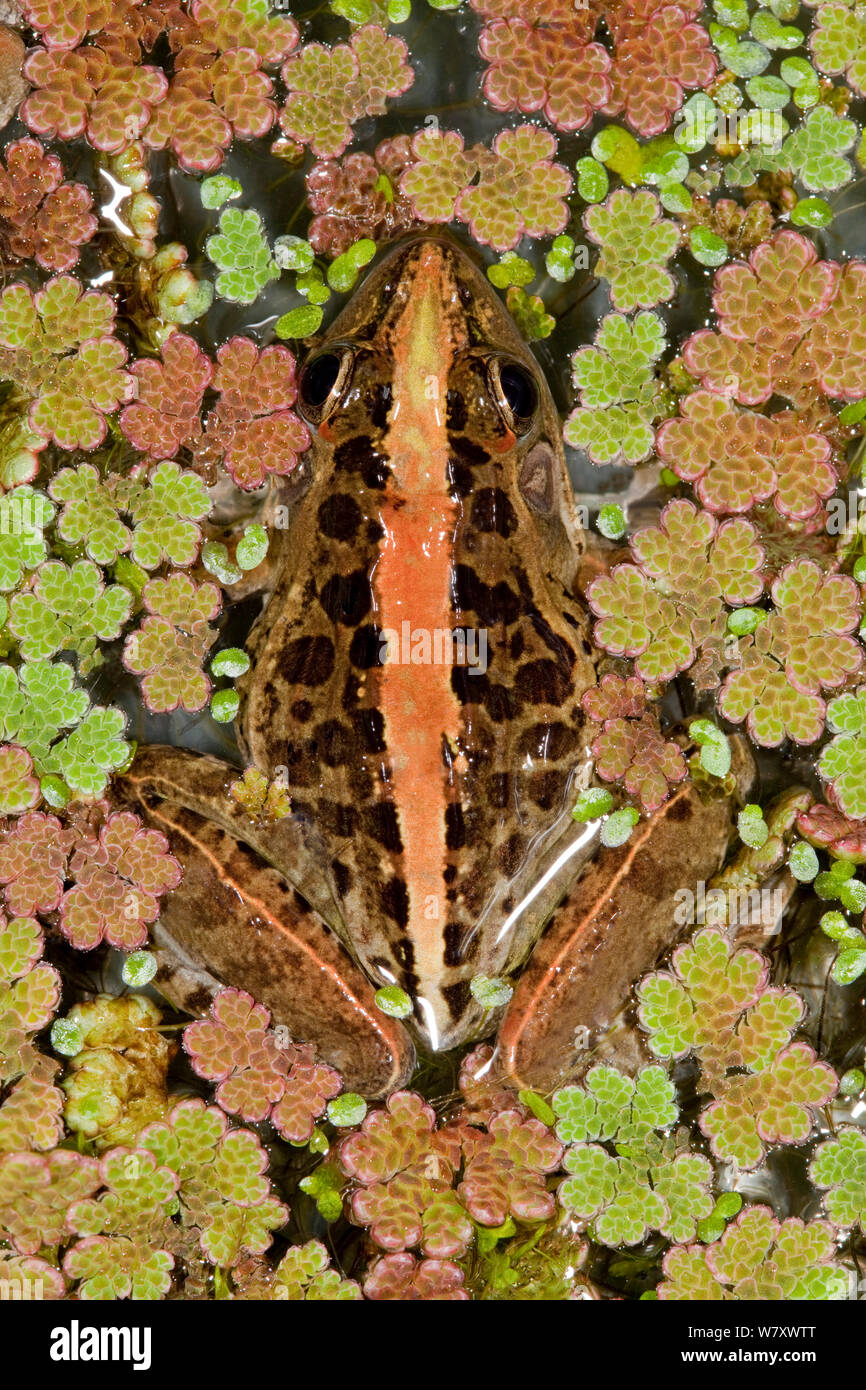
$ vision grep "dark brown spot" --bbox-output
[317,493,361,542]
[441,979,471,1022]
[281,635,334,686]
[351,707,386,754]
[332,859,352,897]
[667,796,693,823]
[365,801,403,852]
[498,832,526,877]
[380,876,409,928]
[315,719,356,767]
[527,769,567,810]
[334,436,390,489]
[471,487,517,538]
[518,721,579,761]
[290,698,313,723]
[316,799,357,836]
[318,569,372,626]
[514,658,571,706]
[445,802,466,850]
[450,435,490,467]
[454,564,521,626]
[349,624,384,669]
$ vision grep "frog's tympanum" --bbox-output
[116,238,754,1095]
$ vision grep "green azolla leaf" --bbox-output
[790,196,834,228]
[689,719,731,777]
[275,306,324,339]
[201,541,242,586]
[211,647,250,679]
[601,806,640,848]
[832,945,866,985]
[211,689,240,724]
[236,524,269,571]
[597,504,627,540]
[840,400,866,428]
[374,985,413,1018]
[689,226,728,267]
[327,1093,367,1127]
[487,252,535,289]
[788,840,819,882]
[470,973,513,1009]
[205,207,280,306]
[746,74,791,109]
[518,1090,556,1126]
[727,607,766,636]
[738,803,769,849]
[839,1068,865,1096]
[576,156,609,203]
[122,951,158,986]
[201,176,242,209]
[51,1016,83,1057]
[572,787,614,821]
[273,236,315,273]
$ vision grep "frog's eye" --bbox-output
[298,348,353,422]
[489,358,539,435]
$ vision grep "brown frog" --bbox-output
[116,238,754,1095]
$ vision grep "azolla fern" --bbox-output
[0,0,864,1304]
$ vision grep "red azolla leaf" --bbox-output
[201,338,310,491]
[59,811,181,952]
[306,137,420,256]
[120,333,212,458]
[184,988,288,1123]
[363,1252,469,1301]
[0,812,74,916]
[0,138,97,273]
[583,673,647,723]
[270,1060,342,1143]
[797,801,866,863]
[458,1110,562,1227]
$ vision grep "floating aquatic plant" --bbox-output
[0,277,133,451]
[280,26,414,159]
[637,928,837,1168]
[564,311,667,466]
[122,572,221,712]
[587,498,765,686]
[683,230,866,406]
[183,988,342,1142]
[400,125,572,252]
[58,810,182,952]
[306,137,420,255]
[657,395,838,521]
[582,674,687,813]
[584,190,679,312]
[807,0,866,97]
[657,1206,849,1300]
[0,138,97,273]
[719,560,862,746]
[554,1066,713,1246]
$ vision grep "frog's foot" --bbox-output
[114,748,415,1097]
[202,471,307,602]
[497,736,757,1093]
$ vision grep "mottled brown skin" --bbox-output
[498,738,756,1092]
[117,235,746,1095]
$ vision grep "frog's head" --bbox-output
[295,235,584,592]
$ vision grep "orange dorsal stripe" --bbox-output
[375,245,466,1026]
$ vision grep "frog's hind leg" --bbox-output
[115,749,415,1097]
[497,737,757,1093]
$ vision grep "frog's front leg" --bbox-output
[114,748,416,1096]
[497,736,757,1093]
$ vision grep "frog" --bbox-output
[115,236,755,1097]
